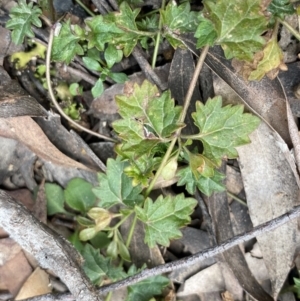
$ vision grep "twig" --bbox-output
[46,23,117,143]
[90,0,112,14]
[278,78,300,174]
[132,46,168,91]
[0,190,102,301]
[98,204,300,294]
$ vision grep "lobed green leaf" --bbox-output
[200,0,268,61]
[6,0,42,45]
[192,96,260,165]
[113,80,183,158]
[135,194,197,247]
[92,158,144,209]
[177,166,225,196]
[126,265,169,301]
[82,244,126,284]
[52,20,84,64]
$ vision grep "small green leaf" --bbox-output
[109,72,128,83]
[82,244,126,284]
[83,57,102,71]
[77,216,95,227]
[126,265,169,301]
[85,15,123,50]
[90,232,111,249]
[192,96,260,165]
[135,194,197,247]
[293,277,300,298]
[68,231,84,253]
[64,178,96,212]
[92,158,144,209]
[79,227,97,241]
[104,44,121,68]
[85,3,143,56]
[69,83,83,96]
[92,79,104,98]
[45,183,67,215]
[52,20,84,63]
[118,239,131,262]
[6,0,42,45]
[177,166,225,196]
[202,0,268,61]
[136,14,159,32]
[107,240,118,259]
[161,1,198,48]
[268,0,295,19]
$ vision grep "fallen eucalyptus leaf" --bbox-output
[237,122,300,299]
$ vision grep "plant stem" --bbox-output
[227,191,247,207]
[152,0,166,68]
[146,45,210,197]
[280,19,300,41]
[109,212,133,230]
[47,0,56,22]
[105,292,112,301]
[46,24,117,142]
[179,45,209,123]
[75,0,95,17]
[145,138,177,197]
[125,213,138,248]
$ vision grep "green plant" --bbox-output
[8,0,300,299]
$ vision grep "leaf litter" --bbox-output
[1,0,300,300]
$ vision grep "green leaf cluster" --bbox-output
[45,178,96,214]
[112,81,260,195]
[6,0,42,45]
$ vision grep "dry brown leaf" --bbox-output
[237,122,300,299]
[0,239,32,297]
[15,267,51,300]
[0,116,97,188]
